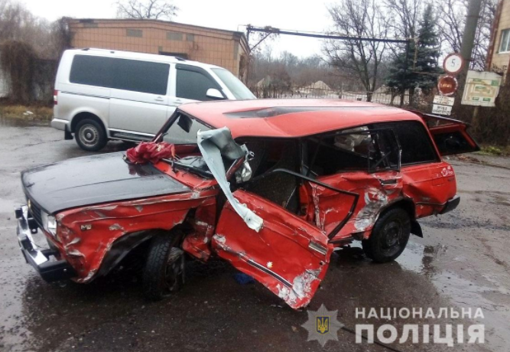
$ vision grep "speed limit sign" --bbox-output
[443,53,464,75]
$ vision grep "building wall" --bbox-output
[490,0,510,73]
[68,19,248,77]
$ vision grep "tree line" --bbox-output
[249,0,497,105]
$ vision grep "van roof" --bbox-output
[179,99,424,139]
[65,48,224,70]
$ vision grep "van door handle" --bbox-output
[155,97,164,102]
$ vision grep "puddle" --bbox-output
[395,240,510,351]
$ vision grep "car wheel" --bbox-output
[75,118,107,152]
[143,231,184,301]
[362,208,411,263]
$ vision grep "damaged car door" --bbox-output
[212,190,333,310]
[196,127,334,309]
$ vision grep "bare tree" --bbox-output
[385,0,421,40]
[0,0,58,58]
[116,0,178,20]
[323,0,389,101]
[437,0,497,70]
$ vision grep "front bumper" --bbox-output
[440,195,460,214]
[15,205,75,282]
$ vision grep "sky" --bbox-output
[20,0,334,58]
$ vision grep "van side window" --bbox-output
[114,59,169,95]
[70,55,169,95]
[379,121,439,165]
[70,55,114,88]
[176,68,221,101]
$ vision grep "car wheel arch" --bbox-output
[71,112,106,134]
[94,227,187,279]
[378,198,422,237]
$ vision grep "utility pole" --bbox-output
[458,0,483,127]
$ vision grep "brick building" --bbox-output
[487,0,510,77]
[66,18,249,79]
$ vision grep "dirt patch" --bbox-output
[0,105,52,122]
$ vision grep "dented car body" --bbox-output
[15,99,478,309]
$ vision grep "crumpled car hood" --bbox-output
[22,151,191,214]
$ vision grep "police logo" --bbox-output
[302,304,343,347]
[316,316,330,335]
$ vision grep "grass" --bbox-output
[0,104,53,122]
[476,145,510,157]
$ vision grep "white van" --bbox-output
[52,48,256,151]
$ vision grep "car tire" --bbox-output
[75,118,107,152]
[362,208,411,263]
[143,231,184,301]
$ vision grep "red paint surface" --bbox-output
[52,189,217,282]
[212,190,333,309]
[178,99,425,139]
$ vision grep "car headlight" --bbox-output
[41,212,57,236]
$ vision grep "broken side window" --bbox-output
[305,126,400,176]
[240,138,301,214]
[378,121,438,165]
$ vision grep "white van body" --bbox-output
[52,48,255,151]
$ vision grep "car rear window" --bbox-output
[69,55,169,95]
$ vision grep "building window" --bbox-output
[500,29,510,53]
[186,34,195,42]
[167,31,183,41]
[126,28,143,37]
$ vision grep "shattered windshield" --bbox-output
[163,114,211,145]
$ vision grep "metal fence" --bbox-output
[249,86,433,112]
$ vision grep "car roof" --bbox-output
[65,48,224,70]
[179,99,424,138]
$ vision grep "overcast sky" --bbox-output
[20,0,333,58]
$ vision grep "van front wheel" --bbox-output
[75,118,107,151]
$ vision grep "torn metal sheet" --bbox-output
[197,127,263,232]
[212,190,333,309]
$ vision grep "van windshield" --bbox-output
[211,68,256,100]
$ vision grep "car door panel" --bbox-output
[109,60,172,136]
[212,189,333,309]
[305,170,404,240]
[110,93,169,135]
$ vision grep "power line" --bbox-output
[246,25,411,45]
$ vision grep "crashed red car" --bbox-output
[15,99,478,309]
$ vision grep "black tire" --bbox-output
[362,208,411,263]
[75,118,107,151]
[143,231,184,301]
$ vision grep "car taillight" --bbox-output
[53,90,58,105]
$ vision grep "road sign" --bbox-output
[461,71,502,107]
[443,53,464,75]
[432,104,453,116]
[433,95,455,106]
[437,75,458,96]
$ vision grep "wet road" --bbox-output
[1,119,510,351]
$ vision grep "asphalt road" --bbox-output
[1,118,510,352]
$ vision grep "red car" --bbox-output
[16,99,478,309]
